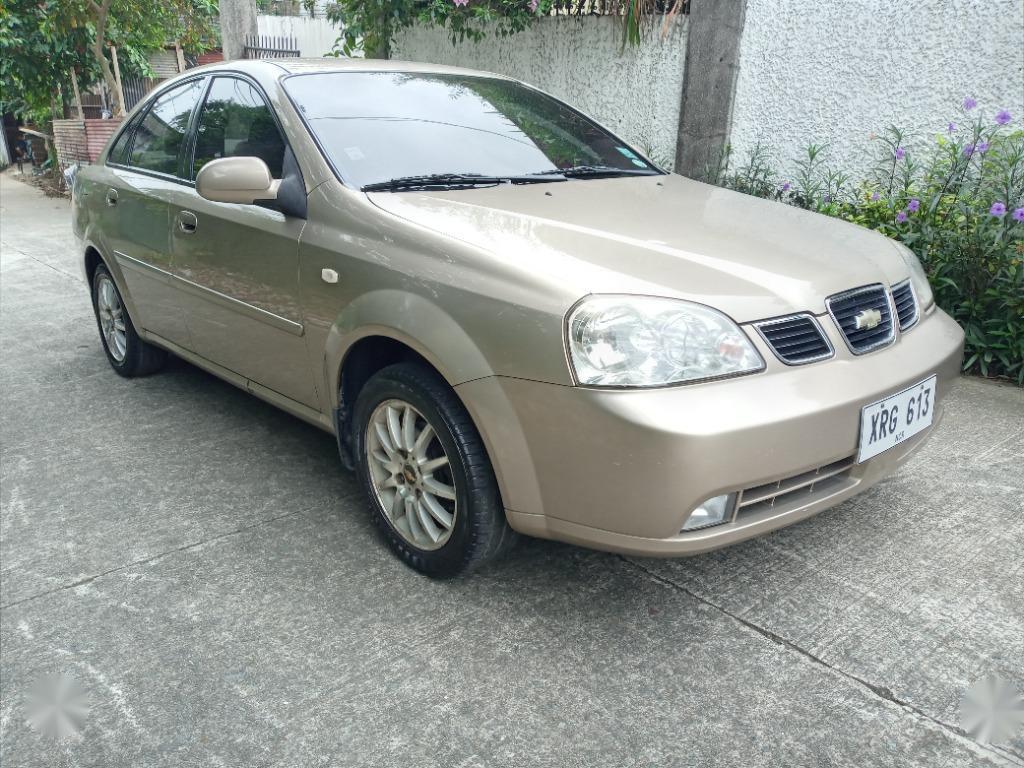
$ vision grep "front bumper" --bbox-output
[456,307,965,556]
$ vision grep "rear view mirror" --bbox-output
[195,156,279,205]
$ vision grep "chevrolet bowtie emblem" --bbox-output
[854,308,883,330]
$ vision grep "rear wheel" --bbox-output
[91,264,166,377]
[353,362,515,577]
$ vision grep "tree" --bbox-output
[0,0,218,120]
[0,0,95,123]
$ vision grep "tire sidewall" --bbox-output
[353,371,478,576]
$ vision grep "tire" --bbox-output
[91,264,166,377]
[353,362,516,577]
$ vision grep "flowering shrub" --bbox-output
[707,100,1024,384]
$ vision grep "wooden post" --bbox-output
[71,68,85,120]
[174,41,186,73]
[109,45,126,116]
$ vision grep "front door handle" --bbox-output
[105,188,118,206]
[176,211,198,234]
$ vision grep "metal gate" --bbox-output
[243,35,300,59]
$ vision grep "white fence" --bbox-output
[256,15,340,58]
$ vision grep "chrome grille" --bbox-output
[826,284,895,354]
[891,280,918,331]
[736,456,856,518]
[754,314,833,365]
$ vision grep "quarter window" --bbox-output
[192,78,286,179]
[128,79,206,175]
[107,113,139,165]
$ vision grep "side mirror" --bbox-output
[195,156,279,205]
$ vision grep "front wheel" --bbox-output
[353,363,515,577]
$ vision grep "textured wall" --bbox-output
[730,0,1024,182]
[394,17,689,167]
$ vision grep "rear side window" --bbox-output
[191,77,286,179]
[128,79,206,176]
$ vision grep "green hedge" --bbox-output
[707,100,1023,384]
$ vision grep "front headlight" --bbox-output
[567,296,765,387]
[898,244,934,310]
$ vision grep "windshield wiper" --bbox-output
[552,165,661,179]
[361,172,564,192]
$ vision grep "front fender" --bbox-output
[324,289,495,409]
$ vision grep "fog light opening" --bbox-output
[681,493,737,532]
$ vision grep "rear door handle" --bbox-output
[105,188,118,206]
[176,211,198,234]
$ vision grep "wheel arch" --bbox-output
[81,240,140,323]
[331,325,492,468]
[84,245,104,286]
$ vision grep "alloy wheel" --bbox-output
[96,274,127,362]
[366,399,458,550]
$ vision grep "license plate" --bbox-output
[857,375,937,463]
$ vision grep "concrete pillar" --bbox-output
[674,0,748,178]
[220,0,258,61]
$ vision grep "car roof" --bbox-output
[191,57,513,82]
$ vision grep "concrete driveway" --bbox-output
[2,171,1022,767]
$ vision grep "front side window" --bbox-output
[283,72,657,189]
[192,77,286,179]
[128,79,206,175]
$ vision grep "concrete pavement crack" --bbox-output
[0,507,313,612]
[621,556,1024,767]
[0,239,83,284]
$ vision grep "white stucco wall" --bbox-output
[394,17,688,167]
[729,0,1024,183]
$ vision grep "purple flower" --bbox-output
[963,97,978,111]
[452,0,469,6]
[962,144,975,157]
[1013,207,1024,223]
[896,211,908,223]
[947,122,957,133]
[781,182,791,192]
[976,141,989,154]
[529,0,538,10]
[990,202,1007,217]
[995,110,1012,125]
[907,198,920,212]
[871,191,881,202]
[894,146,906,160]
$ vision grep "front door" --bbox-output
[166,76,317,408]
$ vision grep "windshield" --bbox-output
[283,72,660,190]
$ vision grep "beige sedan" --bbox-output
[71,58,965,576]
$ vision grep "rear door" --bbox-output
[164,75,317,408]
[99,78,207,347]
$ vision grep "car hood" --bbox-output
[367,173,909,323]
